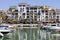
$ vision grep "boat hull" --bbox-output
[0,30,11,34]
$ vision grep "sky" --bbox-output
[0,0,60,10]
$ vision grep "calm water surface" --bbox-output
[0,27,60,40]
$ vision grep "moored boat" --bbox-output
[0,25,12,36]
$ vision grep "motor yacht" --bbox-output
[0,25,12,36]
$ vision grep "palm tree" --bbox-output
[15,14,18,21]
[9,8,14,12]
[40,6,44,9]
[0,13,5,19]
[20,19,28,24]
[9,8,12,11]
[0,12,6,23]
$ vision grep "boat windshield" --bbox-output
[51,25,56,26]
[0,26,8,28]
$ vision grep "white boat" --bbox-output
[0,33,4,37]
[0,25,12,36]
[42,24,59,28]
[42,24,60,31]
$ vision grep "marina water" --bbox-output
[0,27,60,40]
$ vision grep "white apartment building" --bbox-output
[17,2,57,24]
[6,2,60,25]
[17,2,41,23]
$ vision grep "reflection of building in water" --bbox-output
[16,28,40,40]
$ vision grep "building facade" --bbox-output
[3,2,60,26]
[17,2,60,24]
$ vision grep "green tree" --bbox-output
[20,19,28,24]
[40,6,44,9]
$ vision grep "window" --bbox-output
[27,11,29,12]
[23,13,25,15]
[23,5,25,7]
[27,13,29,15]
[34,11,37,12]
[12,13,14,15]
[38,13,40,15]
[41,10,44,13]
[46,13,48,15]
[26,7,29,12]
[53,12,56,15]
[38,11,40,12]
[56,16,59,19]
[45,16,48,18]
[19,5,25,7]
[34,8,37,10]
[45,10,48,13]
[34,16,37,18]
[27,16,29,18]
[15,13,18,15]
[26,7,29,10]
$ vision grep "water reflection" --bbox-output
[0,37,3,40]
[17,28,40,40]
[0,35,10,40]
[0,27,40,40]
[0,27,60,40]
